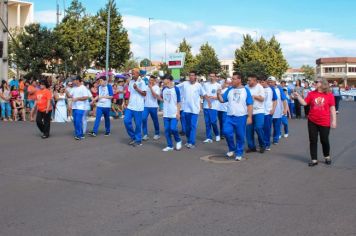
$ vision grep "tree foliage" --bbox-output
[301,64,315,81]
[195,42,221,77]
[176,38,196,76]
[140,58,151,67]
[234,34,288,80]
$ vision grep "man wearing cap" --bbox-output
[142,75,161,141]
[217,72,253,161]
[202,72,221,143]
[66,76,90,140]
[246,74,266,153]
[90,77,113,137]
[267,76,288,145]
[124,68,147,147]
[177,71,207,149]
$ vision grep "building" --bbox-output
[316,57,356,86]
[220,59,234,77]
[8,0,34,29]
[282,68,305,82]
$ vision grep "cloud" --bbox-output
[34,10,63,24]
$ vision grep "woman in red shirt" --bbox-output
[294,78,337,166]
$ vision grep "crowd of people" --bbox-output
[0,69,339,166]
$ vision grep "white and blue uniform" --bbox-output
[246,83,266,150]
[162,86,182,148]
[92,84,113,135]
[222,86,253,157]
[263,86,277,148]
[217,87,228,137]
[124,78,147,144]
[142,85,161,137]
[82,87,92,134]
[272,86,287,144]
[70,84,88,138]
[178,85,186,134]
[203,82,221,140]
[177,81,206,145]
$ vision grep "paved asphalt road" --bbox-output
[0,102,355,236]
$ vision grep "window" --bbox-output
[222,65,229,71]
[348,67,356,73]
[324,67,345,73]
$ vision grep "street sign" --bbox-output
[167,53,185,69]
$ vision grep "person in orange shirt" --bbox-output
[27,80,38,121]
[32,80,52,139]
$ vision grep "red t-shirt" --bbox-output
[36,89,53,112]
[305,90,335,127]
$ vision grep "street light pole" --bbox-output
[164,32,167,64]
[0,0,8,81]
[148,17,153,66]
[105,0,111,80]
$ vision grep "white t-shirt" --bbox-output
[273,86,286,119]
[247,83,265,115]
[264,86,276,115]
[97,85,112,108]
[127,79,147,112]
[217,87,228,112]
[85,87,92,111]
[203,82,221,110]
[70,85,88,110]
[177,81,206,114]
[222,86,253,117]
[162,86,181,118]
[144,85,160,108]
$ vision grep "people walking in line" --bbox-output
[142,75,161,141]
[124,68,147,147]
[161,74,182,152]
[202,72,221,143]
[261,79,277,151]
[217,72,253,161]
[217,78,231,140]
[294,78,337,167]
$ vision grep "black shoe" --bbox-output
[104,132,111,136]
[74,136,81,140]
[260,147,266,154]
[246,148,257,153]
[325,158,332,165]
[41,135,49,139]
[132,142,142,147]
[89,132,97,137]
[179,131,185,136]
[308,161,318,167]
[128,140,135,145]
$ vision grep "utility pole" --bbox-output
[164,33,167,64]
[105,0,112,80]
[56,0,61,26]
[0,0,9,81]
[148,17,153,66]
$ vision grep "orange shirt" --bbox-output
[36,89,52,112]
[19,81,25,93]
[27,85,37,100]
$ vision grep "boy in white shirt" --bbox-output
[161,74,182,151]
[202,72,221,143]
[217,78,231,139]
[177,71,207,149]
[217,72,253,161]
[124,69,147,147]
[142,75,161,141]
[246,74,266,153]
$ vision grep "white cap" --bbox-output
[267,76,277,82]
[226,78,232,83]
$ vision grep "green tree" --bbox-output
[195,42,221,77]
[301,65,315,81]
[92,0,131,70]
[140,58,151,67]
[55,0,94,75]
[177,38,196,76]
[235,61,267,83]
[234,34,288,80]
[9,23,63,79]
[121,58,139,72]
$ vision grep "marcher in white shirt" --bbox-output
[124,68,147,147]
[246,75,266,153]
[177,71,207,149]
[142,75,161,141]
[161,74,182,152]
[202,72,222,143]
[217,78,231,139]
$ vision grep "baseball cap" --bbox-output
[267,76,277,82]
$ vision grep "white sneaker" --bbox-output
[215,136,221,142]
[153,135,160,140]
[235,156,242,161]
[142,135,149,141]
[203,139,213,143]
[284,134,289,138]
[162,147,174,152]
[176,141,182,151]
[226,151,234,158]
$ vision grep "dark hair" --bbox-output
[296,79,301,87]
[247,73,258,79]
[163,74,174,81]
[39,79,49,88]
[189,71,197,75]
[10,85,17,91]
[1,80,7,92]
[150,75,157,79]
[233,72,243,79]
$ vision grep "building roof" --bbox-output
[316,57,356,65]
[8,0,33,6]
[286,68,304,73]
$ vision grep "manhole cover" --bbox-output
[200,154,238,164]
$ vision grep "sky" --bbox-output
[30,0,356,67]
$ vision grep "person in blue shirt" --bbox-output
[161,74,182,152]
[217,72,253,161]
[90,77,113,137]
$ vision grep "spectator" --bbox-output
[0,80,12,121]
[12,95,26,121]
